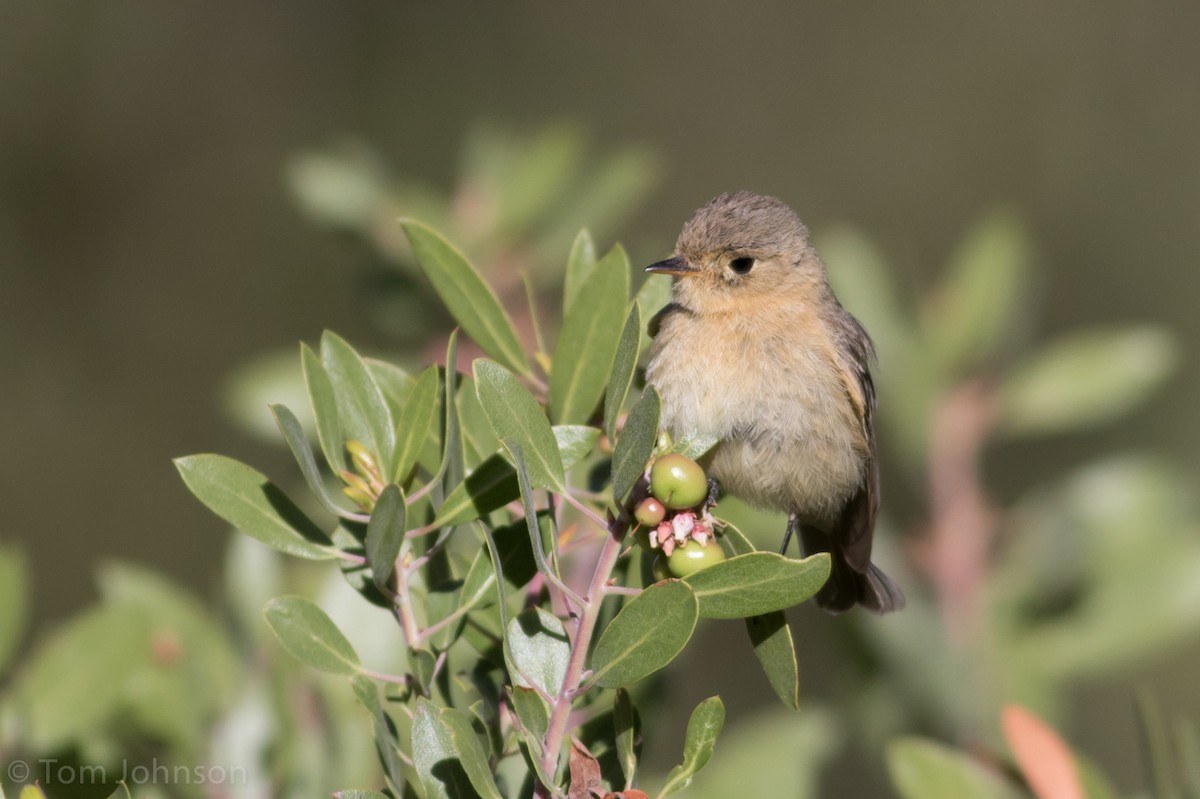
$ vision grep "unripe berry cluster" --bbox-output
[633,453,726,577]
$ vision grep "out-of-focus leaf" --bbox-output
[591,580,698,688]
[605,302,642,441]
[887,737,1025,799]
[365,484,405,590]
[13,603,151,751]
[321,331,397,476]
[475,360,565,492]
[334,791,389,799]
[351,674,407,794]
[1135,688,1180,799]
[615,688,642,789]
[263,595,361,675]
[636,274,673,351]
[683,552,830,619]
[507,608,570,699]
[221,348,312,442]
[550,245,629,425]
[401,220,530,376]
[287,145,387,230]
[439,332,465,490]
[1002,705,1084,799]
[412,695,496,796]
[670,431,720,461]
[394,365,440,482]
[271,403,358,519]
[175,455,336,560]
[999,327,1178,436]
[612,388,660,503]
[923,210,1031,375]
[564,229,598,314]
[302,343,346,473]
[0,544,27,675]
[554,425,601,469]
[658,697,725,798]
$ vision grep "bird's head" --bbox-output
[646,191,828,315]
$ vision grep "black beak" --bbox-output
[644,256,699,276]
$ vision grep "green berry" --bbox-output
[651,554,672,581]
[666,539,726,577]
[649,454,707,509]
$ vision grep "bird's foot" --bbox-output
[702,477,721,513]
[780,512,800,556]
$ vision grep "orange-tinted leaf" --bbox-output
[1002,704,1084,799]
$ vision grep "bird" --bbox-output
[643,191,904,613]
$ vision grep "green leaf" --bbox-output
[459,516,541,611]
[658,696,725,798]
[412,697,482,799]
[888,737,1025,799]
[554,424,601,469]
[394,365,440,482]
[509,686,551,743]
[263,595,360,675]
[924,210,1031,375]
[506,441,567,589]
[366,484,405,590]
[440,331,465,490]
[591,579,698,688]
[440,705,505,799]
[0,544,28,675]
[474,359,565,492]
[670,430,720,461]
[302,342,346,473]
[401,219,530,375]
[270,403,358,519]
[436,454,520,527]
[368,358,416,419]
[13,603,151,751]
[549,244,630,424]
[508,608,570,698]
[746,612,800,710]
[175,455,336,560]
[635,274,673,351]
[605,302,642,441]
[351,675,407,794]
[563,229,597,314]
[999,327,1178,437]
[321,331,397,476]
[614,688,642,789]
[334,791,389,799]
[683,552,831,619]
[612,388,661,503]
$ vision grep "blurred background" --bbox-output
[2,2,1199,797]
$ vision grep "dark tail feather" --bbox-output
[800,527,905,614]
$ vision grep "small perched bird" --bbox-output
[644,191,903,613]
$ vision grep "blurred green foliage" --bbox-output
[0,125,1195,799]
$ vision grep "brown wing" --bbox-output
[831,311,879,573]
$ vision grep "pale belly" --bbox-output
[645,311,866,522]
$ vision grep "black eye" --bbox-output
[729,257,755,275]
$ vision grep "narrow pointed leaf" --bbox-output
[475,359,565,492]
[175,455,335,560]
[263,595,360,675]
[321,331,397,476]
[441,710,505,799]
[440,331,465,490]
[509,686,550,743]
[683,552,830,619]
[614,689,642,789]
[635,274,673,351]
[554,425,602,469]
[999,327,1178,437]
[334,792,388,799]
[605,302,642,440]
[746,613,800,710]
[506,441,563,587]
[670,431,720,461]
[888,737,1025,799]
[270,403,358,519]
[612,388,660,503]
[508,608,570,698]
[412,698,479,799]
[394,365,440,481]
[1001,705,1084,799]
[658,696,725,797]
[563,228,597,314]
[351,675,407,794]
[460,517,540,611]
[302,343,345,473]
[401,219,530,375]
[550,244,629,425]
[367,358,416,419]
[591,580,698,688]
[366,484,405,589]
